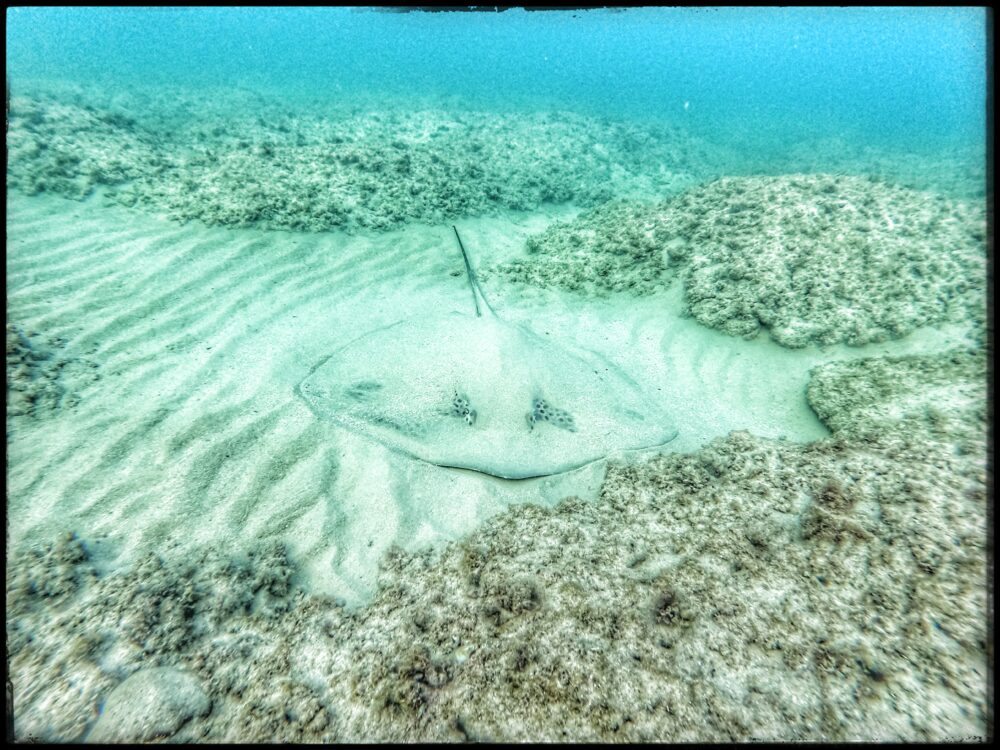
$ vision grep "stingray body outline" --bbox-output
[295,227,678,479]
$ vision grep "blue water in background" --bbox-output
[5,6,987,151]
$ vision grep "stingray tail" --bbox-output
[453,225,495,318]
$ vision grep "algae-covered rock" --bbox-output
[490,200,679,296]
[7,83,723,233]
[7,538,339,742]
[501,174,986,349]
[6,94,154,200]
[751,136,987,201]
[6,323,99,424]
[7,323,66,417]
[5,532,93,614]
[671,175,986,347]
[806,348,987,437]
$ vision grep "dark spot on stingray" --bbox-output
[346,380,383,400]
[450,391,476,426]
[529,397,577,432]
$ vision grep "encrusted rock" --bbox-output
[499,175,986,349]
[7,84,723,233]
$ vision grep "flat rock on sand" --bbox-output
[86,667,210,743]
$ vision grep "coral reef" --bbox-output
[496,175,986,348]
[6,85,723,233]
[7,347,987,742]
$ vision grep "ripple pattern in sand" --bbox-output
[6,196,486,593]
[7,195,971,604]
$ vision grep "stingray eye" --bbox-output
[451,392,477,426]
[528,397,577,433]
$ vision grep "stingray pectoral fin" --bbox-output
[296,310,678,479]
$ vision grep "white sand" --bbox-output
[6,191,975,606]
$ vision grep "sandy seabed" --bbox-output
[5,83,989,742]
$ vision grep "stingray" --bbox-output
[295,227,678,479]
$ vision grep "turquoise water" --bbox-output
[7,6,987,146]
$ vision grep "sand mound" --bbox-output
[7,84,722,232]
[7,347,987,742]
[496,175,986,348]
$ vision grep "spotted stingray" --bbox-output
[295,227,678,479]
